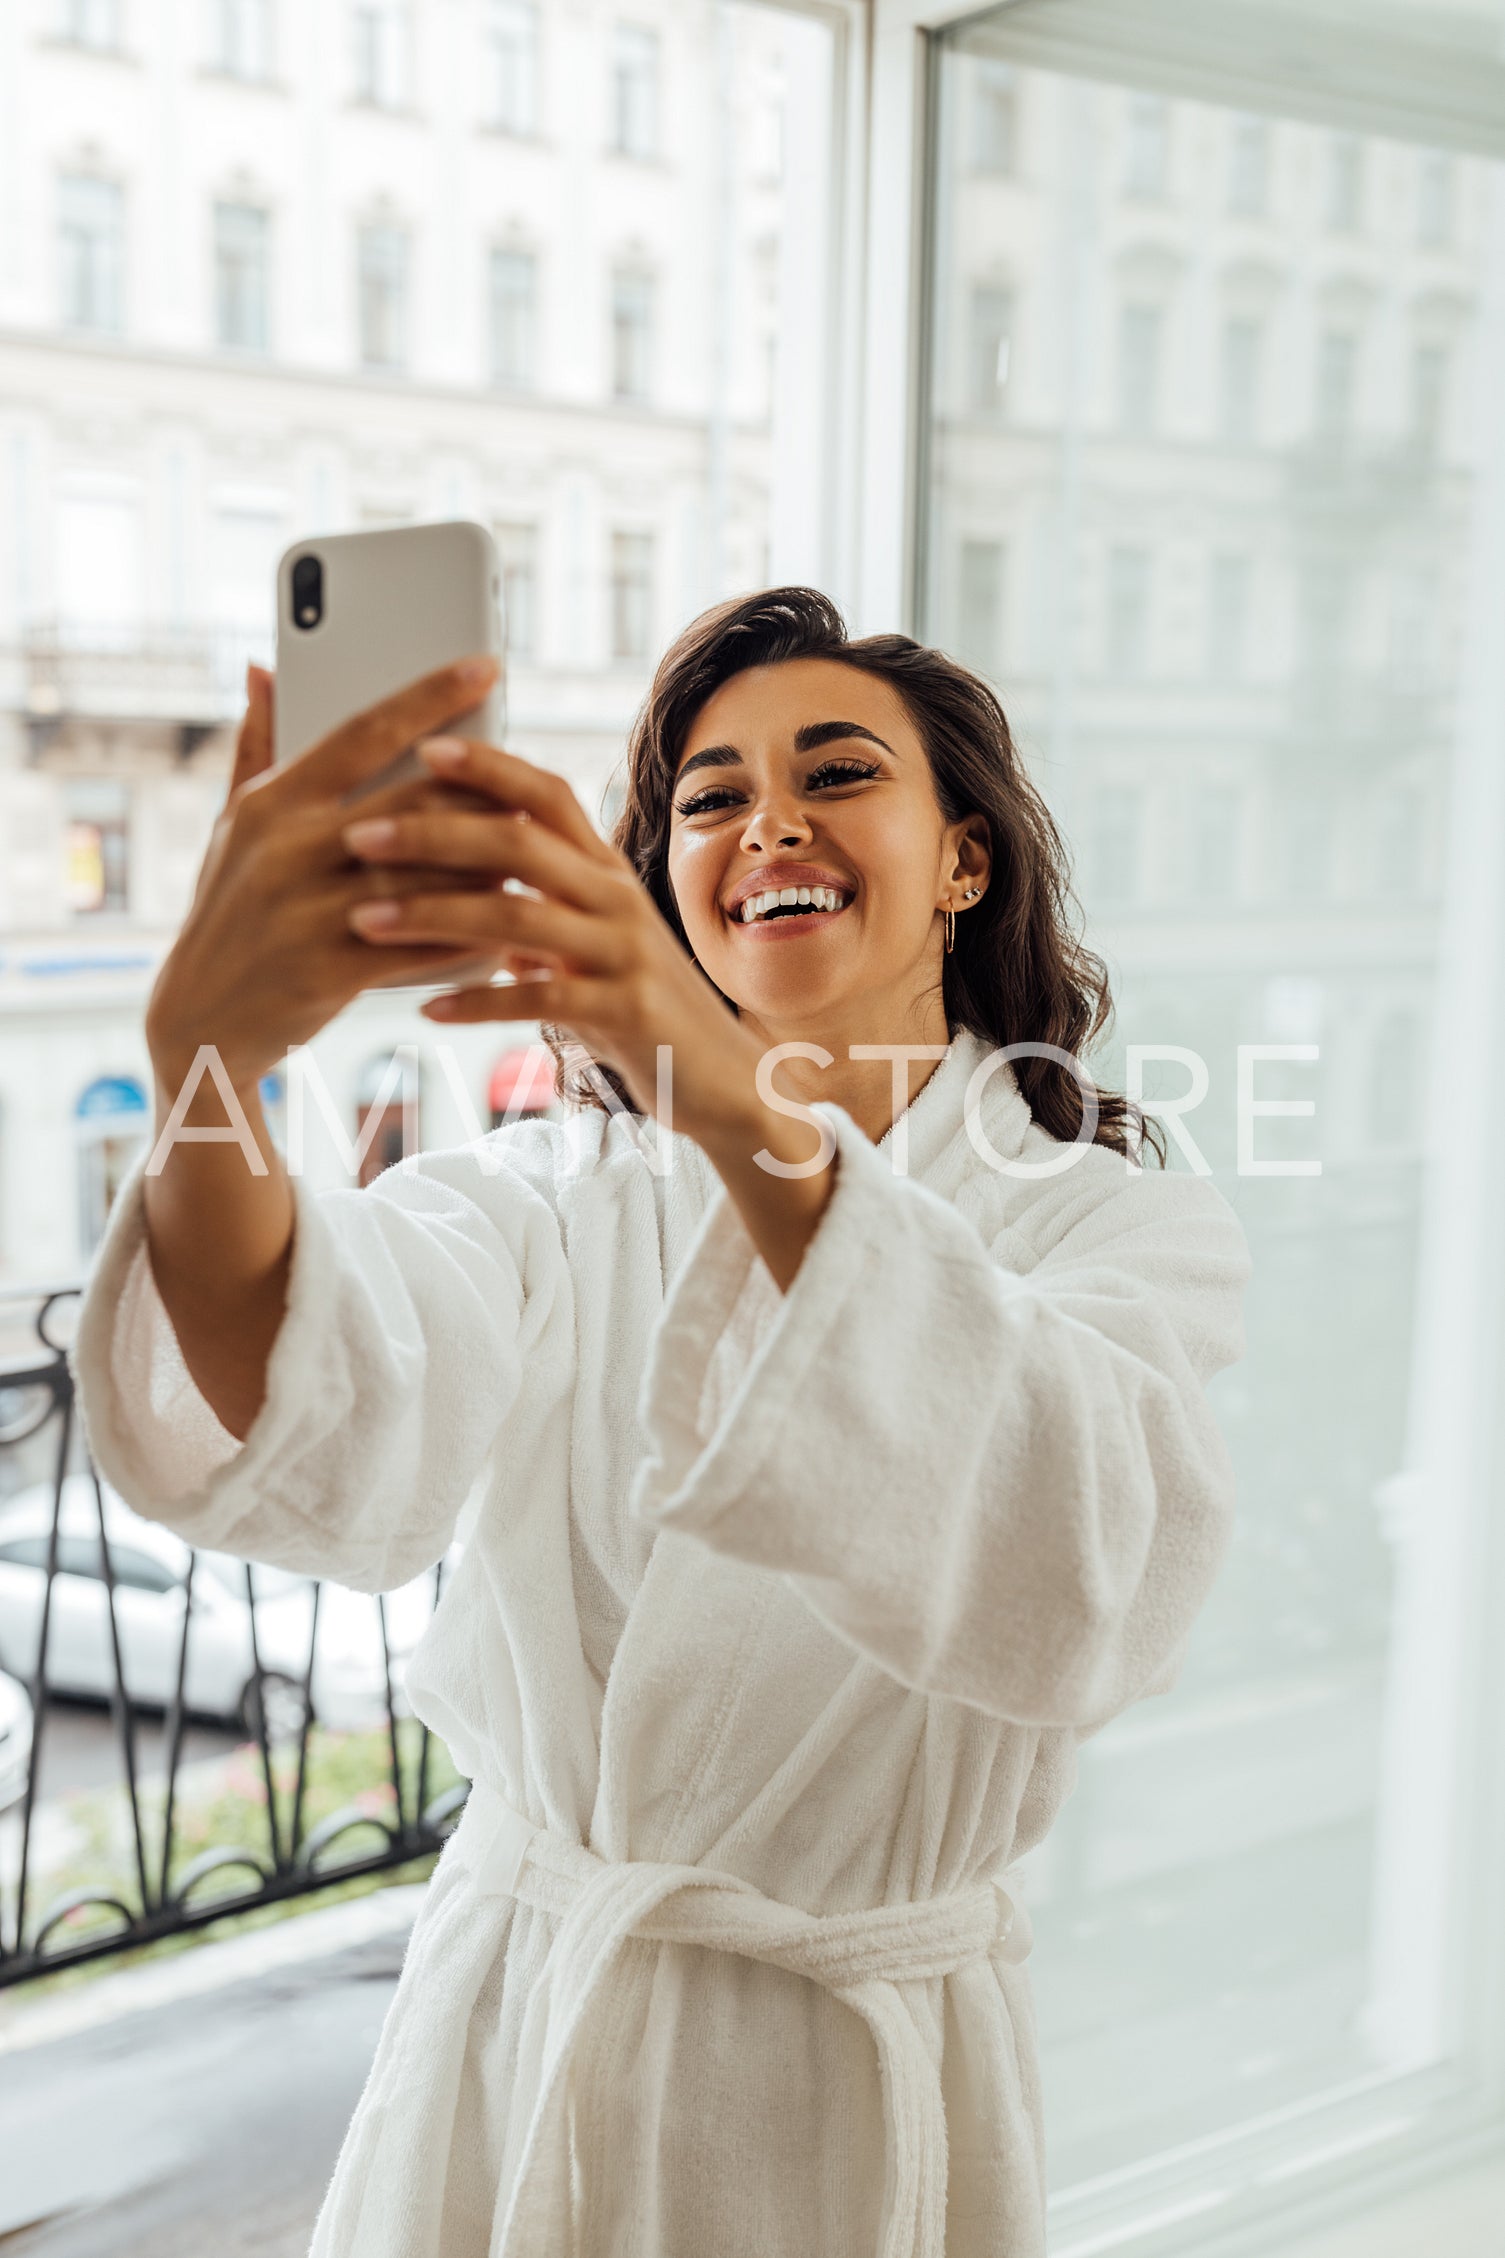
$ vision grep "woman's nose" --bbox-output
[739,797,813,854]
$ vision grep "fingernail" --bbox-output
[350,900,402,933]
[343,818,397,855]
[418,736,468,769]
[456,656,496,687]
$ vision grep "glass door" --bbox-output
[919,4,1505,2240]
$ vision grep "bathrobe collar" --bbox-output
[871,1027,1032,1186]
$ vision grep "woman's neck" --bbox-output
[737,996,954,1143]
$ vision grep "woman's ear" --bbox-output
[947,813,993,900]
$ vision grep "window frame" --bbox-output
[58,171,126,335]
[212,197,272,353]
[866,0,1505,2250]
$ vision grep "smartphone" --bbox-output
[274,519,509,989]
[275,519,506,787]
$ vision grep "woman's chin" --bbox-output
[717,970,854,1024]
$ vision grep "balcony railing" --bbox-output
[0,1285,465,1988]
[6,623,275,731]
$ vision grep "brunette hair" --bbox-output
[545,585,1162,1164]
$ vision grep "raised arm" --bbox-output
[140,656,503,1437]
[75,1126,567,1593]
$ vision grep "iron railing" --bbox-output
[0,1286,465,1987]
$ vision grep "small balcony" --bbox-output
[8,623,273,735]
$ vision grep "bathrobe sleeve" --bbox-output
[630,1105,1251,1734]
[70,1131,568,1593]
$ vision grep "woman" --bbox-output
[74,587,1250,2258]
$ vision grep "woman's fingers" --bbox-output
[420,974,609,1027]
[339,806,612,914]
[346,883,619,970]
[283,656,500,804]
[227,664,276,798]
[416,737,608,860]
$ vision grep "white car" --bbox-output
[0,1668,33,1811]
[0,1477,443,1741]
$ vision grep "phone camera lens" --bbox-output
[291,554,324,631]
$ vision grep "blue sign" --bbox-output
[75,1075,149,1121]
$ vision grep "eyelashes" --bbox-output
[673,757,881,819]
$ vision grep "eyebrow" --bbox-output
[676,719,895,782]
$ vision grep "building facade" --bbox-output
[0,0,798,1283]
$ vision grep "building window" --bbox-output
[485,0,537,134]
[1106,546,1150,678]
[75,1075,148,1257]
[1190,786,1242,900]
[488,1045,556,1126]
[1375,785,1424,894]
[1326,134,1363,231]
[489,247,537,389]
[1220,316,1262,445]
[1117,302,1162,434]
[967,284,1013,415]
[1091,784,1142,906]
[59,175,124,333]
[1206,552,1252,681]
[494,520,537,659]
[1410,341,1449,452]
[971,60,1018,175]
[65,779,131,915]
[1124,95,1169,199]
[57,0,121,50]
[208,0,273,79]
[1388,570,1434,693]
[1314,327,1357,440]
[610,23,659,158]
[56,487,144,646]
[358,222,408,370]
[214,201,270,351]
[1227,115,1269,216]
[354,1051,420,1187]
[610,266,654,401]
[1417,153,1454,247]
[352,0,408,109]
[1298,560,1352,678]
[1284,792,1331,902]
[957,540,1004,680]
[610,530,654,663]
[1368,1011,1420,1146]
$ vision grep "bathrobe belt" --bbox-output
[453,1781,1034,2258]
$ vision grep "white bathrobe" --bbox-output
[71,1030,1251,2258]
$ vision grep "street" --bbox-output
[25,1694,240,1798]
[0,1917,409,2255]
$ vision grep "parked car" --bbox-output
[0,1668,33,1811]
[0,1478,443,1741]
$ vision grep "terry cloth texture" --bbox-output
[72,1031,1252,2258]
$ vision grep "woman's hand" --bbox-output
[342,735,756,1133]
[341,735,837,1285]
[146,657,504,1101]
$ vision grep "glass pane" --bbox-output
[923,17,1505,2199]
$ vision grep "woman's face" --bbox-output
[665,657,988,1037]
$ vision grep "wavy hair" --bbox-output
[545,585,1162,1164]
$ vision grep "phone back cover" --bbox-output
[274,520,506,767]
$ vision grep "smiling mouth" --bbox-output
[731,898,852,934]
[731,876,857,921]
[735,898,852,934]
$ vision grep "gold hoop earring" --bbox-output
[944,908,956,954]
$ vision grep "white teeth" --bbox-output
[736,883,849,923]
